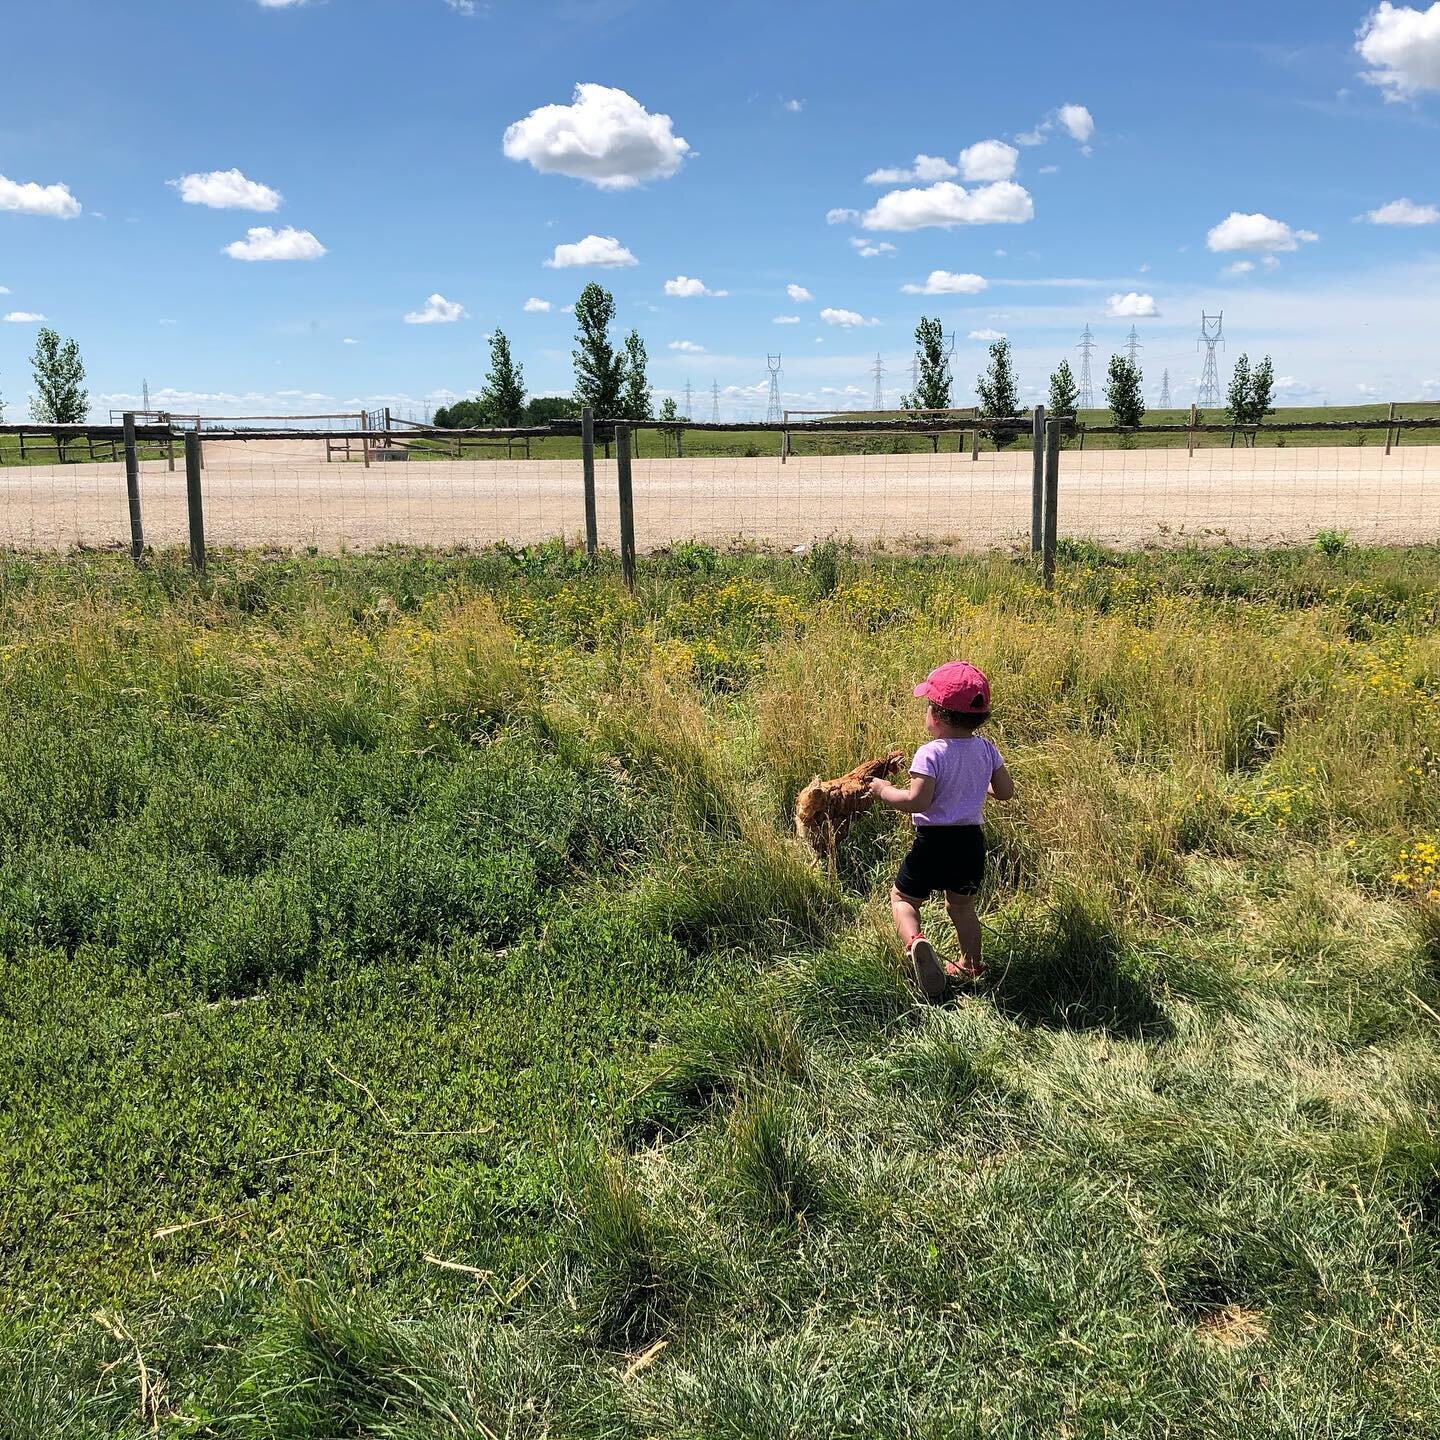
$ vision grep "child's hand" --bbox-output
[867,777,890,801]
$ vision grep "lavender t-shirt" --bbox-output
[909,736,1004,828]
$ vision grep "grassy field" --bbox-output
[3,404,1437,469]
[3,540,1440,1436]
[397,402,1440,463]
[0,434,178,468]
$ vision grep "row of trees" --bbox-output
[965,329,1276,437]
[435,283,658,430]
[0,328,89,424]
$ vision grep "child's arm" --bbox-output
[869,772,936,814]
[989,764,1015,801]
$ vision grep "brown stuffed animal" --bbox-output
[794,750,906,856]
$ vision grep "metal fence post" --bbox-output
[184,431,207,573]
[1042,418,1061,590]
[1030,404,1046,554]
[122,412,145,565]
[616,423,636,591]
[581,406,598,556]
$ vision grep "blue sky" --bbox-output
[2,0,1438,420]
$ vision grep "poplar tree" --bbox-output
[1105,353,1146,428]
[910,316,951,410]
[30,327,88,424]
[572,284,625,416]
[976,337,1020,448]
[479,328,526,426]
[1048,359,1080,421]
[619,330,652,421]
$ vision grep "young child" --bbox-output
[868,661,1013,999]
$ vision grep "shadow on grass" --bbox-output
[985,889,1173,1040]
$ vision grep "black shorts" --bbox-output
[894,825,985,901]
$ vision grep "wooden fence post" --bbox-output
[184,431,207,573]
[971,427,980,462]
[1042,418,1061,590]
[581,406,598,557]
[360,409,371,468]
[1187,403,1197,458]
[122,412,145,565]
[1030,404,1046,555]
[1385,401,1396,456]
[616,423,636,591]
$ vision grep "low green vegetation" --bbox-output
[3,541,1440,1435]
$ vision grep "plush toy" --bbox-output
[793,750,906,856]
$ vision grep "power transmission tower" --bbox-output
[765,354,783,423]
[909,352,919,399]
[1124,326,1142,365]
[1077,324,1097,410]
[871,353,886,411]
[1197,311,1224,408]
[710,380,721,424]
[683,379,693,419]
[142,378,150,413]
[1158,368,1172,408]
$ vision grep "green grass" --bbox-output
[0,433,179,467]
[2,540,1440,1435]
[394,401,1440,463]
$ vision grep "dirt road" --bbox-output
[3,441,1436,553]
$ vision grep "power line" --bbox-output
[765,354,782,423]
[1076,323,1097,410]
[871,352,886,411]
[1197,311,1224,408]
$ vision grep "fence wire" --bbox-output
[1,433,1437,555]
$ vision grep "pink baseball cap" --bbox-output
[914,661,991,714]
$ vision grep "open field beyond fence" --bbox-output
[2,544,1438,1436]
[3,438,1439,553]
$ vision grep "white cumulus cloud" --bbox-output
[959,139,1018,181]
[862,180,1034,231]
[1223,260,1256,276]
[773,314,801,324]
[3,311,46,323]
[820,307,879,328]
[342,337,359,344]
[825,207,859,225]
[664,274,728,296]
[900,269,988,295]
[224,226,325,261]
[502,83,689,188]
[169,169,282,211]
[1356,2,1440,99]
[783,98,804,112]
[1206,211,1318,252]
[0,174,81,218]
[864,154,958,185]
[1058,104,1095,142]
[850,238,897,257]
[668,339,705,352]
[404,293,468,325]
[968,328,1006,340]
[523,297,552,312]
[1105,292,1160,317]
[786,283,813,302]
[544,234,637,268]
[1363,196,1439,224]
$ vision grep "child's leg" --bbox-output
[889,886,924,947]
[944,891,983,973]
[891,886,945,998]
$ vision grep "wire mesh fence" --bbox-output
[2,415,1438,558]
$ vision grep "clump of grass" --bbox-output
[772,941,916,1036]
[564,1155,692,1347]
[726,1094,830,1229]
[632,999,808,1135]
